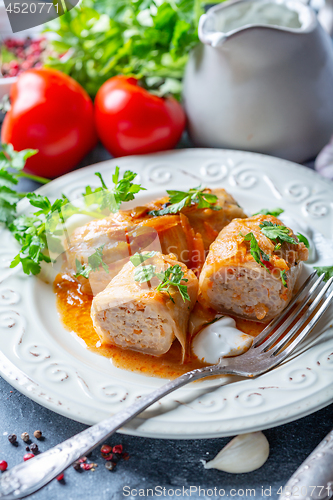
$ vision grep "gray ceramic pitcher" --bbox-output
[183,0,333,162]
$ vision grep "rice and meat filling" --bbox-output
[198,215,309,322]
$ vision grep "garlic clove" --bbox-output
[203,431,269,473]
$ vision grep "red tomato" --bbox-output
[1,68,97,178]
[94,76,186,157]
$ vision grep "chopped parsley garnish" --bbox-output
[259,221,309,252]
[75,245,109,279]
[280,270,288,288]
[130,251,158,267]
[297,233,310,249]
[133,264,156,284]
[148,186,220,216]
[239,232,270,272]
[156,264,190,303]
[313,266,333,283]
[259,221,297,245]
[83,167,146,213]
[253,208,284,217]
[131,252,190,303]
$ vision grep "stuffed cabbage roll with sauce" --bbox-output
[91,252,198,360]
[198,215,309,322]
[66,188,246,294]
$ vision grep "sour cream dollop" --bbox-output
[192,316,253,364]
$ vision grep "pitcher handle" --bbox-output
[198,13,227,47]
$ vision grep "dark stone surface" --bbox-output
[2,141,332,500]
[0,376,332,500]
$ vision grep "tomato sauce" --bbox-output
[54,273,265,379]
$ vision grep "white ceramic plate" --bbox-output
[1,148,333,439]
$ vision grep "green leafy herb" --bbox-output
[9,194,69,275]
[74,245,109,279]
[313,266,333,283]
[156,264,190,303]
[134,264,156,283]
[297,233,310,249]
[149,186,220,216]
[280,269,288,288]
[0,144,41,226]
[43,0,205,98]
[259,221,297,245]
[83,168,146,213]
[132,253,190,302]
[240,231,270,271]
[130,251,158,267]
[253,208,284,217]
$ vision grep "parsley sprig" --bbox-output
[239,232,270,271]
[313,266,333,282]
[156,264,190,303]
[83,167,146,213]
[259,221,297,245]
[75,245,109,279]
[0,144,44,226]
[7,164,146,276]
[9,193,70,275]
[148,186,220,216]
[259,221,309,251]
[130,252,190,303]
[253,208,284,217]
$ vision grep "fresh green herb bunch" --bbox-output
[44,0,222,98]
[130,251,190,302]
[149,186,220,216]
[5,156,145,276]
[9,193,69,275]
[0,144,43,226]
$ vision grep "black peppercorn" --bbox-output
[30,443,38,454]
[73,461,81,471]
[25,446,30,452]
[8,434,17,444]
[105,461,116,471]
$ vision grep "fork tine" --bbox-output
[257,273,327,352]
[270,276,333,356]
[272,287,333,363]
[252,272,322,348]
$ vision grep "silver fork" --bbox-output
[0,271,332,500]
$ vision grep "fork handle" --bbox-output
[280,429,333,500]
[0,364,228,500]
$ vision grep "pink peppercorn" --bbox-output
[102,453,113,461]
[57,474,64,481]
[23,453,34,461]
[0,461,8,472]
[112,445,123,454]
[100,444,112,454]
